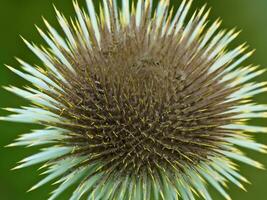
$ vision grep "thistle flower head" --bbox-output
[3,0,267,199]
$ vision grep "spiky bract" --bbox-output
[3,0,267,199]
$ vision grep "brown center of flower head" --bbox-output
[45,16,239,177]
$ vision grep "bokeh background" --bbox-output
[0,0,267,199]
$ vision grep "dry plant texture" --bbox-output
[2,0,267,200]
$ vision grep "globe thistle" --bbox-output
[2,0,267,199]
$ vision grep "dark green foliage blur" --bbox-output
[0,0,267,199]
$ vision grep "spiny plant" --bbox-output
[2,0,267,199]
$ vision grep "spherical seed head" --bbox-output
[59,20,220,175]
[3,0,267,199]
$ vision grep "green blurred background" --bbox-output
[0,0,267,199]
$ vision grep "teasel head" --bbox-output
[2,0,267,199]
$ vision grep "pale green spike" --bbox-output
[212,158,250,184]
[136,0,143,28]
[29,157,84,191]
[199,18,222,49]
[211,162,246,190]
[103,0,111,31]
[8,138,54,148]
[6,140,34,147]
[94,177,116,200]
[28,87,61,106]
[87,184,101,200]
[21,37,66,82]
[199,166,231,200]
[6,65,50,90]
[231,82,267,98]
[233,112,267,120]
[229,104,267,113]
[101,179,121,200]
[36,26,74,73]
[209,44,248,72]
[86,0,101,44]
[113,175,129,200]
[54,6,77,49]
[16,106,58,117]
[122,0,130,25]
[176,178,190,200]
[42,17,71,52]
[187,169,212,200]
[226,137,267,153]
[236,68,266,85]
[219,150,265,169]
[8,128,65,147]
[228,65,256,81]
[13,147,72,170]
[88,176,108,200]
[223,124,267,133]
[243,87,267,97]
[20,128,65,141]
[70,173,102,200]
[204,30,226,55]
[145,174,152,200]
[4,86,57,109]
[187,6,210,46]
[225,50,255,72]
[146,0,153,18]
[16,58,61,91]
[181,175,196,200]
[1,106,61,124]
[181,10,196,42]
[122,176,131,199]
[155,0,169,30]
[160,171,174,200]
[152,175,160,200]
[73,1,91,48]
[168,0,186,35]
[48,167,89,200]
[134,176,142,200]
[208,29,240,61]
[175,0,193,34]
[1,111,53,124]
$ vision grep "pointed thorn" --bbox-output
[5,143,16,148]
[20,35,28,44]
[0,116,6,121]
[27,186,36,193]
[11,165,23,170]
